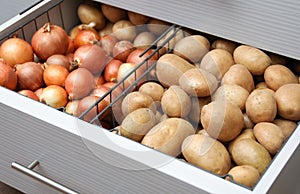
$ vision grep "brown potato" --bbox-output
[201,101,244,142]
[245,88,277,123]
[231,138,272,174]
[264,64,298,91]
[179,68,218,97]
[188,96,211,125]
[133,31,156,49]
[226,165,260,188]
[120,108,157,142]
[273,119,297,140]
[156,54,194,87]
[253,122,284,155]
[275,83,300,121]
[198,49,234,80]
[182,134,231,175]
[161,85,191,118]
[243,113,254,129]
[112,20,137,41]
[228,128,256,154]
[121,91,156,116]
[211,39,239,54]
[77,4,106,30]
[147,18,170,35]
[221,64,255,93]
[138,82,164,102]
[256,82,268,89]
[101,4,127,23]
[233,45,271,76]
[98,22,114,37]
[173,35,210,63]
[212,84,249,110]
[127,11,150,25]
[142,118,195,157]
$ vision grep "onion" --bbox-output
[31,22,69,61]
[126,48,157,67]
[46,54,71,70]
[18,90,39,101]
[117,62,145,89]
[34,87,44,100]
[0,37,34,67]
[99,35,118,56]
[94,74,105,86]
[103,59,122,82]
[74,28,100,49]
[40,85,68,108]
[65,68,95,100]
[112,40,135,62]
[73,44,106,75]
[65,100,80,115]
[75,95,109,122]
[66,36,75,54]
[92,85,111,103]
[15,62,44,91]
[0,59,17,90]
[43,64,69,87]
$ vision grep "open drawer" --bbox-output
[0,0,300,193]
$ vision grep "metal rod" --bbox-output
[11,161,78,194]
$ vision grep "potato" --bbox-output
[138,82,164,102]
[179,67,218,97]
[264,64,298,91]
[211,84,249,110]
[120,108,157,142]
[121,91,156,116]
[221,64,255,93]
[201,101,244,142]
[256,82,268,89]
[141,118,195,157]
[77,4,106,30]
[133,31,156,49]
[98,22,113,37]
[273,119,297,140]
[231,138,272,174]
[182,134,231,175]
[173,35,210,63]
[198,49,234,80]
[226,165,260,188]
[275,83,300,121]
[211,38,239,54]
[233,45,271,76]
[245,88,277,123]
[253,122,284,155]
[101,4,127,23]
[188,96,211,125]
[156,54,194,87]
[147,18,170,35]
[127,11,150,25]
[161,85,191,118]
[112,20,137,41]
[228,128,256,154]
[243,113,254,129]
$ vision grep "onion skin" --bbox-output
[0,38,34,67]
[31,22,69,61]
[65,68,95,100]
[45,54,70,71]
[34,87,44,101]
[15,62,44,91]
[0,59,17,90]
[104,59,122,82]
[74,29,100,49]
[18,90,39,101]
[99,35,118,57]
[117,62,145,89]
[43,64,69,87]
[65,100,80,115]
[126,48,157,67]
[94,75,105,86]
[113,40,135,62]
[40,85,68,108]
[73,44,106,75]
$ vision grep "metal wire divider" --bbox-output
[78,24,183,128]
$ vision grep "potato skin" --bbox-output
[77,4,106,30]
[226,165,260,188]
[211,39,239,54]
[228,128,256,154]
[274,83,300,121]
[231,138,272,174]
[182,134,231,175]
[141,118,195,157]
[120,108,157,142]
[273,119,297,140]
[233,45,271,76]
[253,122,284,155]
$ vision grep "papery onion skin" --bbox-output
[18,90,39,101]
[15,62,44,91]
[73,44,106,75]
[112,40,135,62]
[0,59,17,90]
[65,100,80,115]
[0,38,34,67]
[117,62,145,89]
[43,64,69,87]
[104,59,122,82]
[74,29,100,49]
[65,67,95,100]
[40,85,68,108]
[34,87,44,101]
[31,22,69,61]
[46,54,70,71]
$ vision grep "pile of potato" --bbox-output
[114,31,300,188]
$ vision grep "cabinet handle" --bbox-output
[11,160,78,194]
